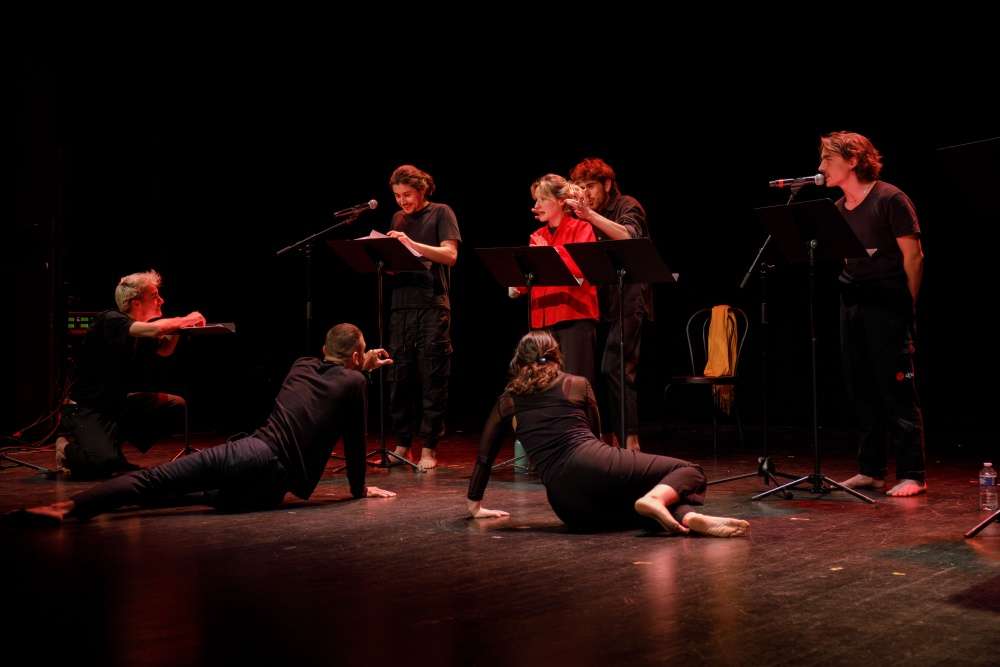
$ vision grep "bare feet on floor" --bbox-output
[840,474,885,490]
[886,479,926,497]
[634,496,689,534]
[625,435,641,452]
[682,513,750,538]
[21,500,76,524]
[418,448,438,471]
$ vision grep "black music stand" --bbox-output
[477,245,579,470]
[170,323,238,461]
[327,237,427,471]
[563,239,674,450]
[718,186,817,495]
[750,199,875,503]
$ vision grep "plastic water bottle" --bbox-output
[981,463,998,511]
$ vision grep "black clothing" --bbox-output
[596,193,651,435]
[72,310,151,413]
[388,202,462,310]
[837,181,920,287]
[549,319,596,389]
[63,310,181,477]
[69,358,369,519]
[469,373,706,529]
[61,393,185,479]
[387,201,461,449]
[254,358,368,500]
[837,181,925,483]
[388,308,451,449]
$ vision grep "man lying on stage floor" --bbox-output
[20,323,396,523]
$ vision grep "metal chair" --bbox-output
[664,306,749,458]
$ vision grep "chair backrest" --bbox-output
[684,306,749,376]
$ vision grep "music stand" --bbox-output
[477,245,580,470]
[717,187,817,495]
[327,237,427,471]
[750,198,875,503]
[563,239,674,450]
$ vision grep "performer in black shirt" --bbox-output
[568,158,651,451]
[385,164,462,471]
[467,331,749,537]
[59,269,206,478]
[23,324,396,522]
[820,132,927,497]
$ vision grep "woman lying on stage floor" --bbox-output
[466,331,750,537]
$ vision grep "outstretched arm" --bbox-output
[467,396,514,518]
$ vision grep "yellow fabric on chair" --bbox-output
[703,304,737,414]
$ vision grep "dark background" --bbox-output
[13,46,998,451]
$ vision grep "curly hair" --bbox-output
[820,131,883,181]
[389,164,436,196]
[569,157,620,198]
[506,330,564,395]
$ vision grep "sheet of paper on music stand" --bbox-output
[356,229,422,257]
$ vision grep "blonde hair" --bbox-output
[115,270,161,312]
[530,174,585,215]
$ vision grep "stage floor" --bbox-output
[2,427,998,666]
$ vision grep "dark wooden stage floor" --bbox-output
[2,427,998,666]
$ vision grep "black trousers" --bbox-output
[70,436,288,519]
[840,284,925,483]
[61,392,186,479]
[544,440,706,530]
[600,311,643,437]
[388,308,452,449]
[548,319,597,390]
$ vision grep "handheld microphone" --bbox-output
[768,174,825,188]
[333,199,378,217]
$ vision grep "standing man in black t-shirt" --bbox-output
[59,270,207,478]
[820,132,927,497]
[22,323,396,522]
[568,158,651,451]
[385,165,462,470]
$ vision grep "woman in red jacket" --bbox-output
[509,174,599,386]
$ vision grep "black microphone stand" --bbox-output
[276,214,363,352]
[709,187,804,495]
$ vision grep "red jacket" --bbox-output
[524,217,599,328]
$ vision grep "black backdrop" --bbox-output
[13,48,998,451]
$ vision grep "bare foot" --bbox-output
[634,496,689,534]
[25,500,76,524]
[683,512,750,538]
[886,479,926,497]
[840,474,885,490]
[625,434,641,452]
[417,449,438,471]
[388,446,411,466]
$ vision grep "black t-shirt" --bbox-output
[468,373,601,501]
[597,193,654,321]
[71,310,155,412]
[388,202,462,309]
[254,358,368,500]
[837,181,920,286]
